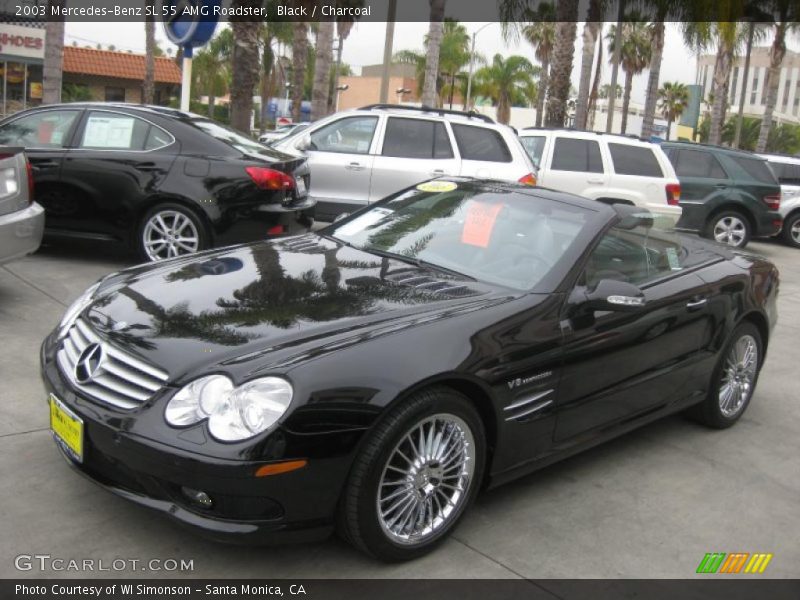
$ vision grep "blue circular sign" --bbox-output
[163,0,220,57]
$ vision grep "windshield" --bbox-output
[190,119,268,155]
[327,181,593,290]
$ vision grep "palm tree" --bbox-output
[311,21,334,119]
[43,0,66,105]
[756,1,800,152]
[606,15,651,135]
[328,17,356,113]
[421,0,447,107]
[230,1,262,132]
[143,0,156,105]
[658,81,689,140]
[474,54,538,124]
[640,0,680,138]
[521,4,556,127]
[259,11,293,128]
[574,0,605,130]
[290,22,309,121]
[599,83,622,99]
[193,42,229,118]
[546,0,579,126]
[588,24,604,130]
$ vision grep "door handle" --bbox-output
[587,178,604,184]
[714,183,728,188]
[686,298,708,309]
[33,160,59,169]
[345,162,365,171]
[430,169,446,176]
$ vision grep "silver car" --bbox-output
[272,105,537,221]
[0,147,44,265]
[759,153,800,248]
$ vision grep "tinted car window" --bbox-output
[451,124,512,163]
[80,112,152,150]
[191,118,271,155]
[770,162,800,185]
[520,135,546,168]
[551,137,604,173]
[670,149,727,179]
[329,184,591,290]
[0,109,79,148]
[144,126,173,150]
[608,143,663,177]
[731,156,779,185]
[382,118,454,159]
[310,116,378,155]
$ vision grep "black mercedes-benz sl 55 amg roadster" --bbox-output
[41,178,779,561]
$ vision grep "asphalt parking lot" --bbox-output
[1,236,799,580]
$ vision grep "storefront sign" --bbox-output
[0,24,45,61]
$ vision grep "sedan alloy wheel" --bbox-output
[718,334,758,418]
[712,215,748,247]
[142,209,202,261]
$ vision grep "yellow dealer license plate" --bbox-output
[49,394,83,463]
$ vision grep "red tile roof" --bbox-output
[63,46,182,84]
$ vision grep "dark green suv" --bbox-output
[661,142,782,248]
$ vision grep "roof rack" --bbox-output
[359,104,495,124]
[520,125,652,143]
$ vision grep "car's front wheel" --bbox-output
[705,210,751,248]
[137,203,209,262]
[338,387,485,561]
[780,212,800,248]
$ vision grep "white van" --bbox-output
[518,129,682,224]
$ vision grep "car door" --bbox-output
[666,148,731,232]
[555,219,713,441]
[303,115,379,215]
[368,117,458,201]
[542,135,608,198]
[58,110,177,240]
[0,108,82,224]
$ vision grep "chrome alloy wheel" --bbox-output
[713,216,747,247]
[142,210,200,261]
[377,414,475,545]
[791,219,800,244]
[719,334,758,418]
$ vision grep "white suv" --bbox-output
[518,129,682,223]
[757,153,800,248]
[272,105,536,221]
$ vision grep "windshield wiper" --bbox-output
[362,247,476,281]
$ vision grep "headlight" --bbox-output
[165,375,293,442]
[59,281,101,335]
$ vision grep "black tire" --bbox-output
[703,210,751,248]
[780,212,800,248]
[690,322,762,429]
[136,202,210,262]
[337,387,486,562]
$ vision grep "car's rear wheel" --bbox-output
[137,203,209,262]
[705,210,751,248]
[780,212,800,248]
[691,322,762,429]
[338,387,485,561]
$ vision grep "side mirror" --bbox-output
[295,134,312,152]
[333,212,350,223]
[572,278,646,313]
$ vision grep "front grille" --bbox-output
[56,318,169,410]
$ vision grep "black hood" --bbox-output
[83,235,513,382]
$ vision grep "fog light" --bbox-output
[182,486,213,509]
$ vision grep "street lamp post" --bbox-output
[396,87,411,104]
[466,22,494,110]
[283,82,292,119]
[335,84,349,112]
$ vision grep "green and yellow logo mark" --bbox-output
[696,552,773,574]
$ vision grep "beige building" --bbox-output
[337,63,419,111]
[697,47,800,125]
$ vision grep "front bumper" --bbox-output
[40,335,348,545]
[0,201,44,265]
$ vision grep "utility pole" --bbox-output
[379,0,397,103]
[733,21,755,149]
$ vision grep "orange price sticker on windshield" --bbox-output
[461,201,504,248]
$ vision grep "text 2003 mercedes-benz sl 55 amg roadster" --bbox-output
[41,178,778,561]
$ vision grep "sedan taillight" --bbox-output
[245,166,295,191]
[763,194,781,211]
[665,183,681,206]
[518,173,537,186]
[25,156,34,204]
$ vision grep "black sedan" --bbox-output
[0,103,314,261]
[40,179,778,561]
